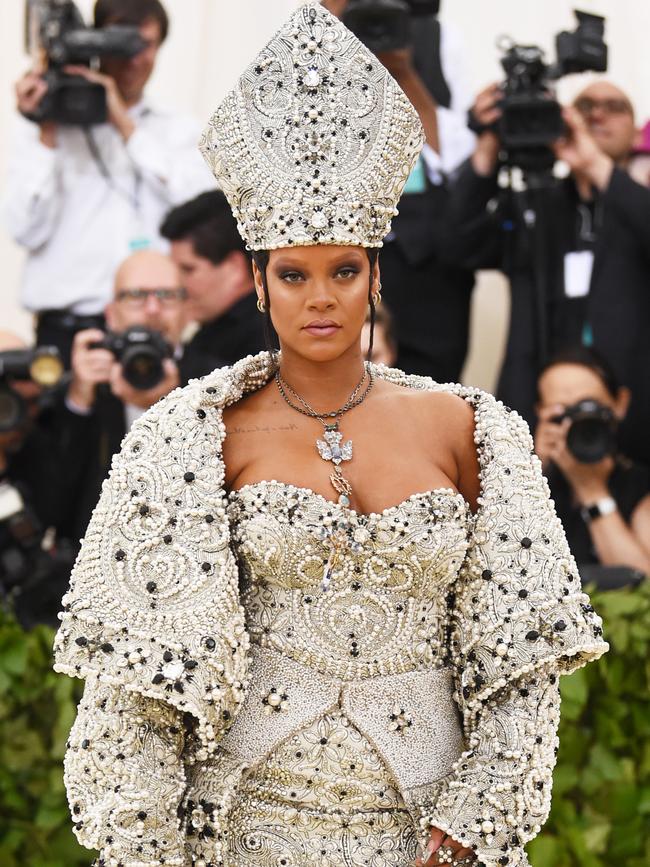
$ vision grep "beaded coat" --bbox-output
[54,353,608,867]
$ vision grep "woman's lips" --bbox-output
[303,321,341,337]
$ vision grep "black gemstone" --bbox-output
[163,535,172,544]
[554,619,567,631]
[152,673,165,684]
[206,387,216,394]
[482,569,492,580]
[205,638,216,650]
[100,643,114,653]
[205,515,214,523]
[137,811,147,820]
[115,550,126,561]
[81,739,90,749]
[518,589,528,598]
[184,472,196,483]
[163,651,173,662]
[197,409,206,419]
[201,562,212,573]
[139,505,149,516]
[184,660,198,669]
[75,636,88,646]
[146,581,157,593]
[526,630,540,641]
[521,537,532,549]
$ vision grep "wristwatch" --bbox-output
[581,496,617,524]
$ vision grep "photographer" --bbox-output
[535,347,650,577]
[3,0,212,367]
[444,78,650,467]
[160,191,265,385]
[0,332,78,627]
[322,0,475,380]
[62,248,187,538]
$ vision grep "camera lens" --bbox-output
[121,345,164,390]
[0,385,27,433]
[566,411,616,463]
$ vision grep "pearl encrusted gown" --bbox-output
[55,355,608,867]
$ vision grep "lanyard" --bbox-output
[84,127,143,214]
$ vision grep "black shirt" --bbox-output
[547,459,650,566]
[179,292,265,386]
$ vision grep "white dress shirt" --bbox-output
[420,22,476,182]
[3,101,214,315]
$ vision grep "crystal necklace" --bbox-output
[275,364,374,592]
[274,363,373,508]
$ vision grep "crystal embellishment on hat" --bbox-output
[200,0,425,251]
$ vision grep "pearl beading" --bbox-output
[56,350,608,867]
[199,1,424,251]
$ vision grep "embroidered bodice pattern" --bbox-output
[55,353,608,867]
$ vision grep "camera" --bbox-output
[551,399,617,464]
[23,0,145,125]
[91,327,173,390]
[477,10,608,173]
[0,480,76,628]
[0,347,63,433]
[343,0,440,54]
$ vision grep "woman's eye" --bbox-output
[280,271,304,283]
[337,267,360,279]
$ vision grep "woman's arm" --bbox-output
[422,674,561,866]
[65,675,187,866]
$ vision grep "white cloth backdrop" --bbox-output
[1,0,648,389]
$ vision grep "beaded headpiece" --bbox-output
[199,0,425,250]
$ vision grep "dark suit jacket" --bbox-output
[179,292,265,386]
[443,162,650,466]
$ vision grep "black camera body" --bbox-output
[0,478,76,628]
[492,10,608,173]
[91,327,173,391]
[552,398,617,464]
[0,347,63,433]
[24,0,145,125]
[343,0,440,54]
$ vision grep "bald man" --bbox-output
[67,249,187,416]
[442,78,650,468]
[573,80,636,171]
[61,249,188,537]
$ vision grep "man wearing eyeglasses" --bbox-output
[60,249,187,538]
[442,79,650,468]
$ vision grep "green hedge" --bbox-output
[1,581,649,866]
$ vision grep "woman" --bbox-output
[535,346,650,576]
[54,4,607,866]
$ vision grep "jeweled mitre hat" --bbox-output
[200,0,425,250]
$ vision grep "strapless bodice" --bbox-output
[227,480,471,680]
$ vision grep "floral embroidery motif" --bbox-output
[57,350,608,867]
[200,1,424,251]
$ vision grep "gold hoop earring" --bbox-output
[374,288,382,306]
[257,297,266,314]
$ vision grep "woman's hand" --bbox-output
[416,827,475,866]
[535,405,614,503]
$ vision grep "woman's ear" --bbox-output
[613,385,631,421]
[373,258,381,293]
[252,260,264,303]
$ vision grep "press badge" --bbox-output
[564,250,595,298]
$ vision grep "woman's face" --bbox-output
[255,245,378,362]
[537,363,627,419]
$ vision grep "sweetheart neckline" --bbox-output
[228,479,469,521]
